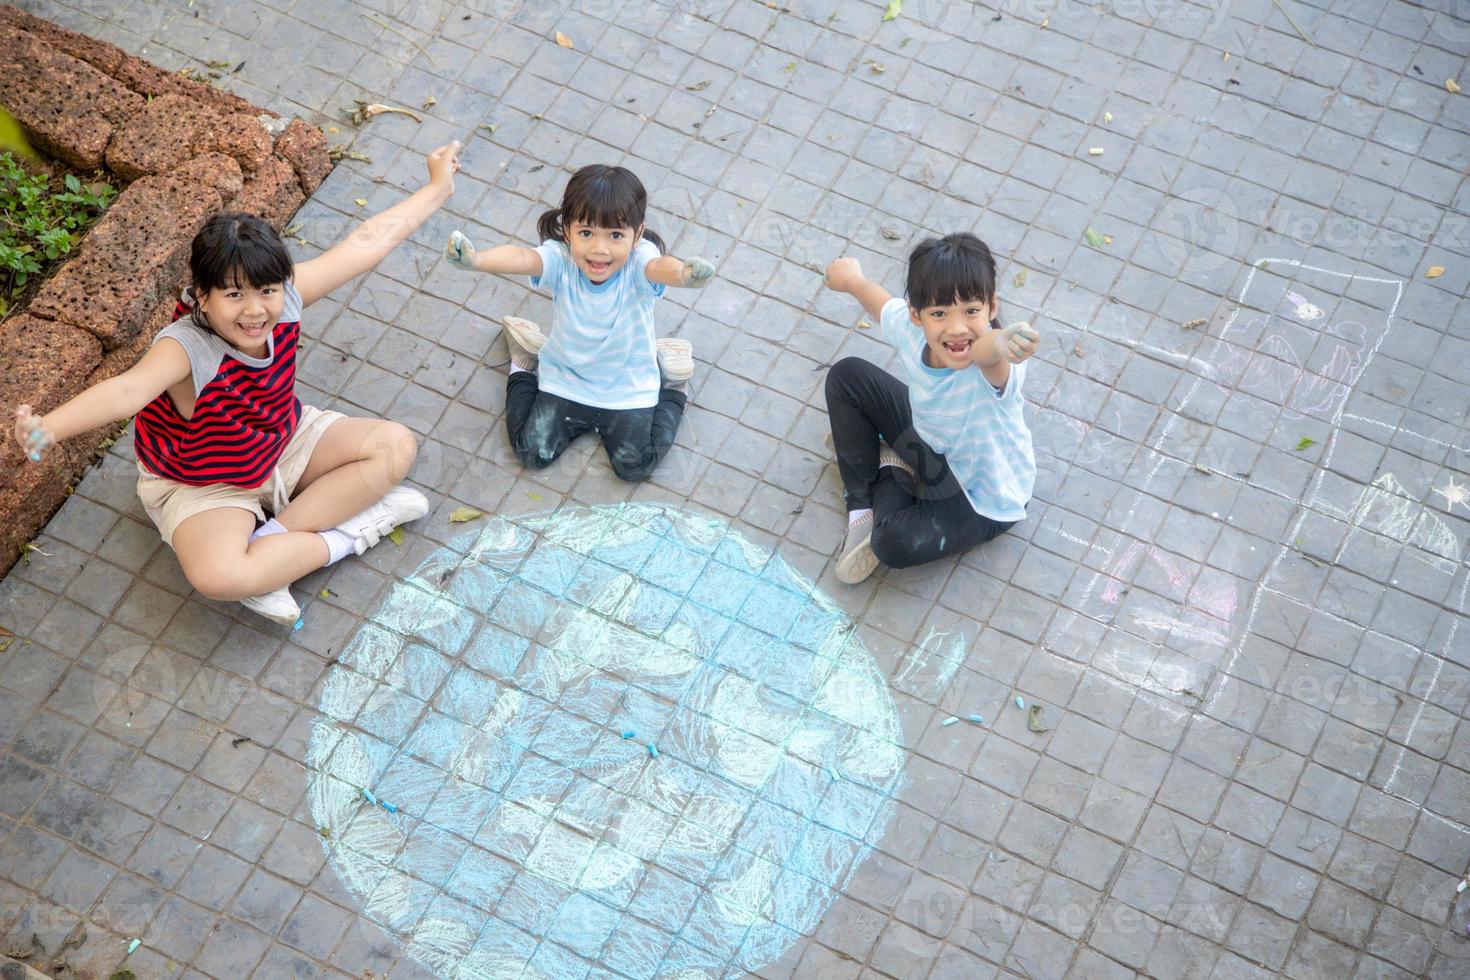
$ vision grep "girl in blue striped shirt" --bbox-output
[823,233,1041,584]
[445,165,715,481]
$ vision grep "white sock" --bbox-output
[509,363,529,375]
[318,528,357,565]
[250,518,288,542]
[848,508,873,527]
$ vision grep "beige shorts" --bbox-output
[137,404,346,546]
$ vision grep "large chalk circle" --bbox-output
[308,503,904,978]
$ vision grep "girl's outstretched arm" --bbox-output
[443,230,542,277]
[293,141,462,307]
[645,255,715,289]
[13,339,191,461]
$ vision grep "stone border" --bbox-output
[0,4,331,576]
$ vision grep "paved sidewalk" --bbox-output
[3,0,1470,977]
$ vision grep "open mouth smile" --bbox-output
[941,338,973,356]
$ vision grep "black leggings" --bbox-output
[506,371,687,482]
[824,356,1014,568]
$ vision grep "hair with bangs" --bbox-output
[537,164,666,253]
[906,232,998,313]
[188,212,294,332]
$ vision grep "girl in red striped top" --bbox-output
[12,142,464,626]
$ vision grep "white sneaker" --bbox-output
[655,338,694,389]
[336,486,430,555]
[241,585,301,625]
[501,316,547,372]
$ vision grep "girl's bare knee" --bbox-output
[385,422,418,477]
[187,564,242,602]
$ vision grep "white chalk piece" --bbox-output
[1459,879,1468,894]
[1014,696,1025,709]
[127,939,140,955]
[1088,147,1104,155]
[941,716,960,727]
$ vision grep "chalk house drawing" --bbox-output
[1045,260,1406,702]
[307,503,905,978]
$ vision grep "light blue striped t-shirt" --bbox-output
[879,296,1035,522]
[530,238,666,410]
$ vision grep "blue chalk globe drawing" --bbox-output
[307,503,905,978]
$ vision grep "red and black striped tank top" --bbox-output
[134,302,302,488]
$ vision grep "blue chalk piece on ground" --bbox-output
[621,730,636,739]
[382,801,398,814]
[969,714,984,724]
[293,618,304,631]
[362,787,378,805]
[941,716,960,726]
[1014,696,1025,709]
[647,744,659,758]
[826,767,840,781]
[127,938,140,955]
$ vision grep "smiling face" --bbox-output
[567,219,641,283]
[195,278,287,355]
[911,295,998,370]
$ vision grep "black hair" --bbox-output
[906,232,998,313]
[188,212,294,332]
[537,164,666,254]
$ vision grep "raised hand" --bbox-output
[426,141,462,192]
[998,321,1040,364]
[445,229,477,270]
[824,257,862,293]
[14,405,54,462]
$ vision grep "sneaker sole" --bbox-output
[835,534,879,585]
[501,316,546,366]
[656,338,694,382]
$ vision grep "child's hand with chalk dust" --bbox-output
[999,322,1040,364]
[681,257,715,288]
[13,405,54,462]
[445,229,477,270]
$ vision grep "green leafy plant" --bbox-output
[0,151,115,315]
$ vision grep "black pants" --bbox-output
[824,356,1014,568]
[506,371,687,482]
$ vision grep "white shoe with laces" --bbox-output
[501,316,547,372]
[656,338,694,390]
[335,486,430,555]
[240,585,301,626]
